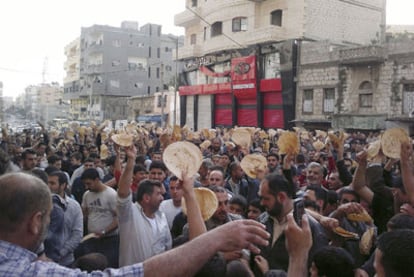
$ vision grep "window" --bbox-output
[190,34,197,45]
[147,86,151,95]
[165,47,170,52]
[112,40,121,47]
[149,47,152,57]
[157,94,167,107]
[232,17,248,32]
[211,22,223,37]
[156,87,159,92]
[323,88,335,113]
[359,81,373,108]
[191,0,197,7]
[148,67,151,78]
[157,48,160,58]
[156,67,160,79]
[403,83,414,114]
[271,10,283,26]
[204,27,207,41]
[303,89,313,113]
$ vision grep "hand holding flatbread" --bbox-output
[181,187,218,221]
[359,227,376,255]
[111,133,134,147]
[231,128,251,148]
[381,128,410,159]
[240,154,267,179]
[333,226,360,240]
[277,131,300,155]
[163,141,203,180]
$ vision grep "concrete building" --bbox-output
[63,21,183,122]
[295,39,414,133]
[23,83,68,124]
[174,0,386,130]
[128,88,180,127]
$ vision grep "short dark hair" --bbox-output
[48,171,68,186]
[133,164,147,174]
[267,152,280,161]
[338,188,360,203]
[387,213,414,231]
[47,154,62,165]
[44,166,60,176]
[70,152,83,161]
[248,198,265,213]
[21,148,36,160]
[81,168,100,181]
[377,229,414,276]
[264,173,294,199]
[137,179,162,202]
[149,160,167,172]
[312,246,355,277]
[229,195,248,210]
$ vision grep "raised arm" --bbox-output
[350,151,373,205]
[180,172,207,240]
[400,141,414,206]
[117,145,136,199]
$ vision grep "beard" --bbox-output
[267,200,283,218]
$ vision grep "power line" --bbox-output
[185,5,245,49]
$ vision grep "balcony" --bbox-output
[177,44,203,59]
[174,9,200,27]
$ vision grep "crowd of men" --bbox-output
[0,123,413,276]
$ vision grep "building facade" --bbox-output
[63,21,183,122]
[22,83,68,124]
[174,0,386,129]
[296,39,414,133]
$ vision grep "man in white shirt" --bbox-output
[159,175,183,229]
[117,145,172,267]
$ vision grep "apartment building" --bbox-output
[63,21,183,122]
[174,0,386,129]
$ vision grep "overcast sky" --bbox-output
[0,0,413,98]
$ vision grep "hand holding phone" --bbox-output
[293,198,305,227]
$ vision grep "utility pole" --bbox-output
[174,37,178,126]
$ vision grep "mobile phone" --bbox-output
[293,198,305,227]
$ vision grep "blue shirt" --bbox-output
[0,240,144,277]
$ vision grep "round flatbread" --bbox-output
[333,226,360,239]
[381,128,410,159]
[100,144,109,160]
[347,212,373,223]
[199,140,211,150]
[277,131,300,155]
[163,141,203,180]
[231,128,251,148]
[181,187,218,221]
[366,140,381,159]
[360,227,376,255]
[313,140,325,151]
[111,133,133,147]
[240,154,267,179]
